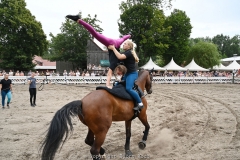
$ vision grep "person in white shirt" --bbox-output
[2,70,6,76]
[68,70,73,76]
[76,70,80,77]
[98,65,101,70]
[35,71,39,76]
[85,71,90,76]
[9,70,13,76]
[63,70,68,76]
[88,63,92,70]
[27,70,32,76]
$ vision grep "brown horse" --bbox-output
[40,70,153,160]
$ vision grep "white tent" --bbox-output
[211,63,228,70]
[163,57,187,71]
[224,60,240,70]
[140,57,165,70]
[221,56,240,62]
[184,58,209,71]
[221,56,240,66]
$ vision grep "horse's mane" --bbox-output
[135,70,151,87]
[138,69,153,82]
[138,69,148,77]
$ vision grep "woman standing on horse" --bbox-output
[108,40,143,111]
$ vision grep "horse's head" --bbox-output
[138,70,153,94]
[146,70,153,94]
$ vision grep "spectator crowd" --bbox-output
[1,67,239,78]
[151,70,240,77]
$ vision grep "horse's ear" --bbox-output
[148,69,153,81]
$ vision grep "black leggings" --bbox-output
[108,49,119,71]
[29,88,36,105]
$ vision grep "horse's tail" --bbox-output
[40,100,82,160]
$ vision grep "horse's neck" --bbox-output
[136,78,145,92]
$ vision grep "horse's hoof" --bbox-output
[125,150,133,157]
[138,141,146,150]
[101,154,106,160]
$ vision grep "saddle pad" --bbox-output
[96,84,133,100]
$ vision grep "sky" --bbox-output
[24,0,240,49]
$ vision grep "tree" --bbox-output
[118,3,171,66]
[228,35,240,56]
[188,35,240,59]
[189,37,212,47]
[119,0,173,11]
[212,34,231,58]
[163,9,192,66]
[0,0,48,71]
[155,54,165,66]
[212,34,240,58]
[45,13,103,70]
[186,41,221,69]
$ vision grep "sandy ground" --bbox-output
[0,83,240,160]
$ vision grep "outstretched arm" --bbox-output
[108,45,126,60]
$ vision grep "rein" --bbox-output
[142,93,148,98]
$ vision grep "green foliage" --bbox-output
[154,55,165,66]
[163,9,192,66]
[119,0,173,11]
[228,35,240,56]
[212,34,240,57]
[212,34,230,57]
[118,3,171,66]
[188,35,240,59]
[186,41,221,69]
[45,13,103,70]
[189,37,212,47]
[0,0,48,71]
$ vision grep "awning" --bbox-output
[100,60,110,67]
[34,66,56,70]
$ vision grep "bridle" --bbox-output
[142,69,153,97]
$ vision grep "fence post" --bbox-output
[232,73,235,84]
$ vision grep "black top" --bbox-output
[108,48,120,71]
[0,79,12,91]
[123,50,136,73]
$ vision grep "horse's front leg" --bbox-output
[138,113,150,150]
[124,120,133,157]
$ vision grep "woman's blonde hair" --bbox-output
[125,40,139,63]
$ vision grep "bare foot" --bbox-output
[106,85,112,89]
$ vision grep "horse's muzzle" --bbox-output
[147,89,152,94]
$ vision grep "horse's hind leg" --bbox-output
[90,132,107,160]
[125,120,133,157]
[85,128,94,145]
[138,113,150,150]
[85,128,105,156]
